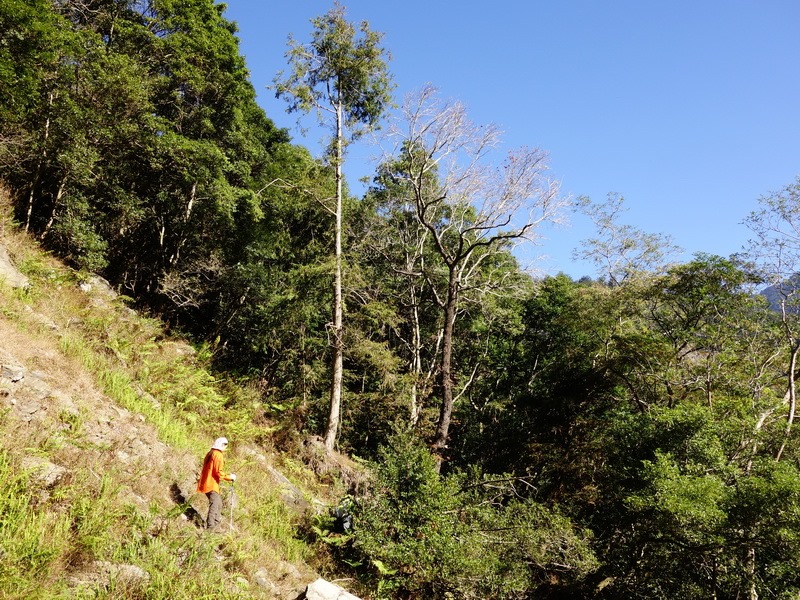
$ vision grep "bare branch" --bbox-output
[379,86,567,458]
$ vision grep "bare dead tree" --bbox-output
[385,86,566,465]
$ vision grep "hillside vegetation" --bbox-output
[4,1,800,598]
[0,186,336,599]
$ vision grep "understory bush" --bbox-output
[348,430,598,599]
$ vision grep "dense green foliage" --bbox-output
[2,2,800,597]
[349,430,597,599]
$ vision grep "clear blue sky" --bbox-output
[221,1,800,279]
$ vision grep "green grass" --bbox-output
[246,487,310,563]
[0,451,252,599]
[0,453,71,597]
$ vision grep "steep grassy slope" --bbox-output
[0,187,347,599]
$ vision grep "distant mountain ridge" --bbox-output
[760,274,800,312]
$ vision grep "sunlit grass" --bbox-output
[0,453,72,597]
[0,447,257,599]
[246,485,310,564]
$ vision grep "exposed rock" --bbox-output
[68,561,150,593]
[100,561,150,585]
[254,567,277,591]
[161,340,196,357]
[275,559,304,583]
[304,578,361,600]
[23,375,52,401]
[17,397,44,422]
[79,275,117,299]
[0,244,29,288]
[21,456,67,488]
[94,561,149,589]
[175,474,198,504]
[240,444,268,464]
[134,385,161,410]
[268,465,312,513]
[121,489,149,512]
[300,436,369,496]
[23,305,59,331]
[249,560,309,600]
[234,576,250,590]
[1,362,25,382]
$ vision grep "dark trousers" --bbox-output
[206,491,222,530]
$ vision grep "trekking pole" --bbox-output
[229,481,235,530]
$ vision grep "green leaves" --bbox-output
[0,0,58,123]
[350,430,597,598]
[627,451,728,531]
[274,2,393,142]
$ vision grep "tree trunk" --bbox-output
[323,100,345,454]
[169,181,197,267]
[409,285,422,426]
[775,342,799,461]
[42,175,66,238]
[432,274,458,468]
[26,91,54,233]
[747,545,758,600]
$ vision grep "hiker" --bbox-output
[197,437,236,531]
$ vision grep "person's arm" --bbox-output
[213,451,236,482]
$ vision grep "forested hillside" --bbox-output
[3,1,800,598]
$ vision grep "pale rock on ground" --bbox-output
[304,578,361,600]
[0,244,28,288]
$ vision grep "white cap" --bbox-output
[211,437,229,450]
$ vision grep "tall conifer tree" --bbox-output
[274,3,393,452]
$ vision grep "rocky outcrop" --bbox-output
[20,456,68,489]
[0,244,28,288]
[68,560,150,593]
[0,341,180,488]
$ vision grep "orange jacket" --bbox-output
[197,449,231,494]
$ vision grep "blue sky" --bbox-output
[221,1,800,278]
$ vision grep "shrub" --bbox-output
[350,430,597,599]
